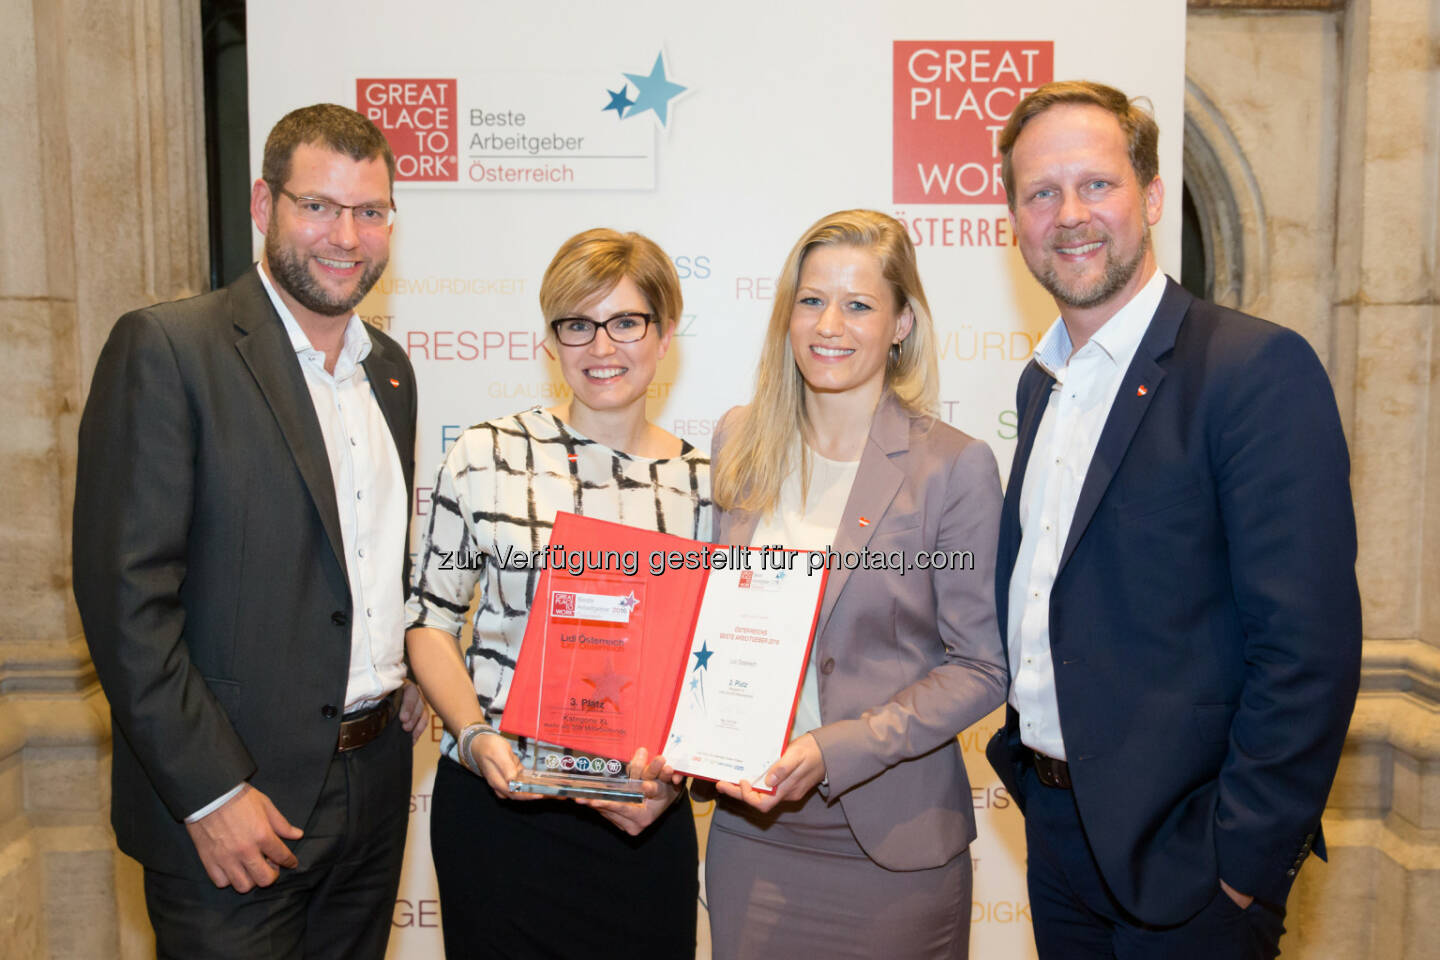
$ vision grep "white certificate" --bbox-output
[663,558,828,787]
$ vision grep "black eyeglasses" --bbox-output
[549,313,654,346]
[272,185,395,229]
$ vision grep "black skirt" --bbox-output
[430,756,699,959]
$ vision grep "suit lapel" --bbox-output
[997,362,1054,644]
[230,269,348,578]
[1056,279,1191,575]
[361,347,411,469]
[361,339,416,591]
[811,393,907,641]
[1007,364,1053,516]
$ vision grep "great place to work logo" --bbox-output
[357,53,688,191]
[892,42,1052,205]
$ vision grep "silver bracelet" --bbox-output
[456,720,499,776]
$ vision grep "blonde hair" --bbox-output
[712,209,939,514]
[539,228,682,333]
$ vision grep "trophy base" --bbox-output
[507,771,646,803]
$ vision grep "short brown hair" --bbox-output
[539,229,683,334]
[998,80,1159,210]
[261,103,396,192]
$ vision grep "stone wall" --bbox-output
[1186,2,1439,957]
[0,0,1433,957]
[0,0,206,956]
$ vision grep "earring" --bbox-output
[889,341,903,366]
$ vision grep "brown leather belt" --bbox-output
[337,690,401,752]
[1032,751,1073,789]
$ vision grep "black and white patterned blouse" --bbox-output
[406,407,712,767]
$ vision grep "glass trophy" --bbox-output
[507,752,646,803]
[506,577,649,803]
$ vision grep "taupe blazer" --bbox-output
[713,391,1007,870]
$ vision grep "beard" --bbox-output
[265,223,387,317]
[1029,226,1150,310]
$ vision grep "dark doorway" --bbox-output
[202,0,250,290]
[1180,182,1209,301]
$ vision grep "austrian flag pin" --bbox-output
[1136,385,1148,397]
[389,378,400,388]
[858,516,871,527]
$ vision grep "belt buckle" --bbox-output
[1033,752,1071,789]
[336,690,400,753]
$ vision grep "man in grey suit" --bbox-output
[74,103,424,958]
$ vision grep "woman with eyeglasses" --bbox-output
[702,209,1007,959]
[405,228,706,958]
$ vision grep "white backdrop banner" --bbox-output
[247,3,1186,956]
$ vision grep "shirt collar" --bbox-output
[256,261,372,370]
[1031,269,1168,378]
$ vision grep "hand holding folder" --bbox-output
[501,512,829,796]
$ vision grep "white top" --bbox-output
[406,407,712,769]
[751,450,860,740]
[1007,269,1167,761]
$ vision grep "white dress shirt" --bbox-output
[187,266,408,822]
[1007,269,1167,761]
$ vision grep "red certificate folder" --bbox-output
[500,512,827,784]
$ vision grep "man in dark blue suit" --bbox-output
[986,80,1361,959]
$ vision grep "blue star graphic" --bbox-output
[602,84,634,119]
[689,675,701,691]
[623,52,687,126]
[691,640,713,671]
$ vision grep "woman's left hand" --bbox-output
[715,733,826,813]
[574,746,683,836]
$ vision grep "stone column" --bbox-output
[1316,0,1440,956]
[0,0,206,956]
[1190,1,1439,957]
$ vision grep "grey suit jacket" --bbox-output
[73,267,417,878]
[712,391,1007,870]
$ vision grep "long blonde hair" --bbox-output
[712,209,939,514]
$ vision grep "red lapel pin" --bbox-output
[567,454,578,462]
[389,378,400,388]
[1136,385,1148,397]
[858,516,870,527]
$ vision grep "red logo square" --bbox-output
[552,593,576,616]
[892,42,1053,204]
[738,572,753,589]
[357,79,458,182]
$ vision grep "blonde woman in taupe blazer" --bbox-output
[704,210,1007,960]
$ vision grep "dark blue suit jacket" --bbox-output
[986,278,1361,924]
